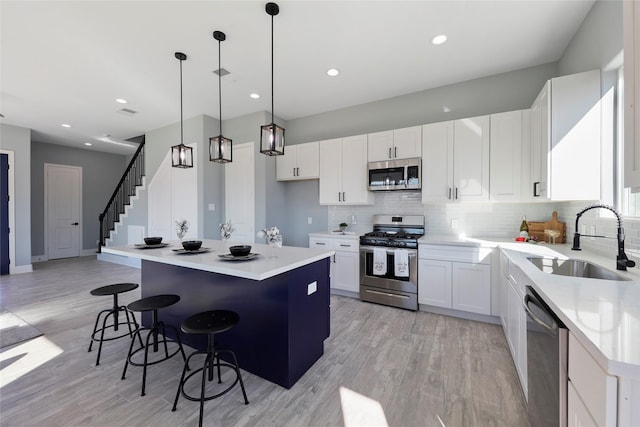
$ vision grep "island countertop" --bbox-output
[101,239,334,281]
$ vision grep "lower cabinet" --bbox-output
[309,235,359,293]
[418,244,491,315]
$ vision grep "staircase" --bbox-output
[98,138,145,252]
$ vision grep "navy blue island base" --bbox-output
[140,257,331,389]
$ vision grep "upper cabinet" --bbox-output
[624,0,640,188]
[368,126,422,162]
[490,110,531,201]
[319,135,373,205]
[530,70,601,201]
[276,141,319,181]
[422,116,490,202]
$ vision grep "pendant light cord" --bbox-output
[218,39,223,136]
[179,57,184,146]
[271,12,274,126]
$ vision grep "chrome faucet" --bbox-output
[571,204,636,271]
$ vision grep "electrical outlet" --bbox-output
[351,215,357,225]
[451,218,459,229]
[307,281,317,295]
[308,217,312,225]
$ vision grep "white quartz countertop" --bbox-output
[420,234,640,379]
[102,239,334,281]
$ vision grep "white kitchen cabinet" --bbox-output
[367,126,422,162]
[490,110,531,201]
[309,235,359,293]
[624,0,640,188]
[418,244,491,315]
[276,141,319,181]
[568,381,598,427]
[421,116,490,202]
[319,135,373,205]
[529,70,601,200]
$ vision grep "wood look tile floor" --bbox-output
[0,256,530,427]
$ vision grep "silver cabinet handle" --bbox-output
[338,192,341,202]
[296,167,300,176]
[339,244,351,247]
[455,188,458,200]
[533,181,540,197]
[389,147,392,159]
[315,242,326,245]
[394,147,397,158]
[448,188,452,199]
[342,192,346,202]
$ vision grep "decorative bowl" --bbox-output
[144,237,163,245]
[229,245,251,257]
[182,240,203,251]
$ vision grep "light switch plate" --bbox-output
[208,203,215,211]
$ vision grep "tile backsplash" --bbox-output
[328,193,640,261]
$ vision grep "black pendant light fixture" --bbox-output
[260,2,285,156]
[210,31,232,163]
[171,52,194,168]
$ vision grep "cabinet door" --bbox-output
[530,82,550,199]
[451,262,491,315]
[296,141,319,179]
[453,116,490,201]
[417,259,452,308]
[490,111,522,201]
[367,130,393,161]
[276,146,298,181]
[421,121,454,202]
[568,382,598,427]
[624,0,640,188]
[333,251,359,292]
[319,138,343,204]
[393,126,422,159]
[341,135,373,205]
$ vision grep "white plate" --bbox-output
[218,253,259,261]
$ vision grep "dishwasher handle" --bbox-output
[523,293,559,335]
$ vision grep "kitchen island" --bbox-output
[101,240,334,388]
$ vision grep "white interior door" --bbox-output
[46,163,82,259]
[225,142,255,243]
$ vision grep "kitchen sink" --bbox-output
[527,257,632,281]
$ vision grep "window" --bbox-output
[619,66,640,217]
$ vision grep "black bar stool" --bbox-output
[88,282,141,366]
[121,294,187,396]
[172,310,249,427]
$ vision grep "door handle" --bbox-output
[71,222,79,226]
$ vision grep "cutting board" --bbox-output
[527,211,566,243]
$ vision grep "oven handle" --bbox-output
[360,246,417,255]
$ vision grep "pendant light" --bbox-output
[171,52,194,168]
[260,2,285,156]
[210,31,232,163]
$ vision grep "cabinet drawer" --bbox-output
[332,239,359,253]
[419,244,492,264]
[309,237,332,248]
[568,332,617,427]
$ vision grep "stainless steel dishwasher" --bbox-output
[524,286,568,427]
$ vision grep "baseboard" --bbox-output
[418,304,500,325]
[97,252,141,268]
[32,255,48,263]
[11,264,33,274]
[330,288,359,299]
[82,248,97,257]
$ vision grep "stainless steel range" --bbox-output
[359,215,424,310]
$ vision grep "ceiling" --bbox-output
[0,0,595,155]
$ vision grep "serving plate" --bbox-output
[134,243,170,249]
[218,253,259,261]
[172,248,211,255]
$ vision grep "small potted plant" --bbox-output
[339,222,348,232]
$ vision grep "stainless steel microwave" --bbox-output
[367,157,421,191]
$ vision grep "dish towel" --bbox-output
[394,249,409,277]
[373,247,387,275]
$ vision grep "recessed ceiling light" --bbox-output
[432,34,447,45]
[327,68,340,77]
[116,98,128,104]
[250,93,260,99]
[84,142,92,146]
[61,123,71,128]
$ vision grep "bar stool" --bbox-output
[88,282,141,366]
[172,310,249,427]
[121,294,187,396]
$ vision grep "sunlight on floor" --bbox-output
[340,386,389,427]
[0,336,63,388]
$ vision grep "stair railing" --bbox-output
[98,138,145,252]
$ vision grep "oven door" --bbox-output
[359,246,417,293]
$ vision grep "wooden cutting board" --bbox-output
[527,211,566,243]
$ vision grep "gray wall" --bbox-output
[0,123,32,268]
[30,141,128,255]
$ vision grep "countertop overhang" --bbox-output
[102,239,334,281]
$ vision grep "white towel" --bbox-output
[373,247,387,276]
[394,249,409,277]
